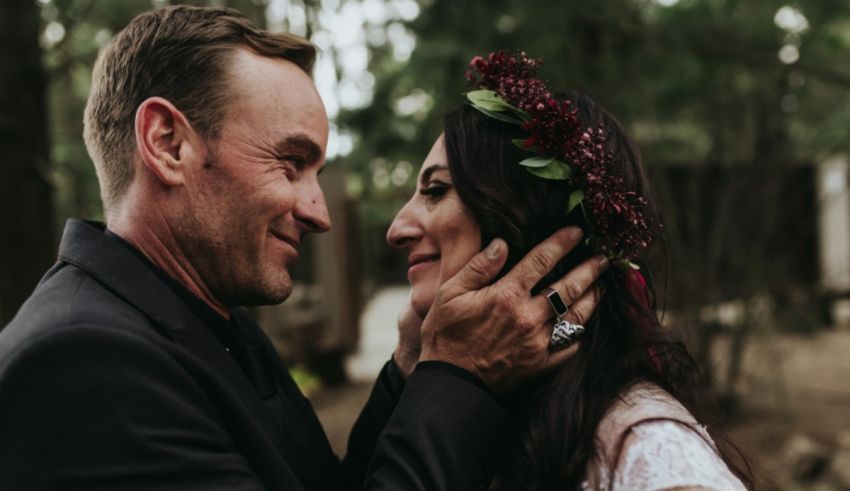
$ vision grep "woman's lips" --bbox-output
[408,253,440,273]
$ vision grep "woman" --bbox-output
[387,52,752,490]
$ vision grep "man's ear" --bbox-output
[134,97,203,187]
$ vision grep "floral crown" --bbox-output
[464,51,654,265]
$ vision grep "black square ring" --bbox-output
[543,287,569,318]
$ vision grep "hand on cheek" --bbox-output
[419,228,607,393]
[393,302,424,379]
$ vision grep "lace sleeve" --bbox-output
[611,420,746,491]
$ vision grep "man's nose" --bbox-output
[295,182,331,234]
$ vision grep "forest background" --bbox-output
[2,0,850,489]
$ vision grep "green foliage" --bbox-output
[566,189,584,213]
[526,159,571,179]
[466,89,509,111]
[39,0,269,226]
[289,365,321,396]
[518,155,556,168]
[339,0,850,182]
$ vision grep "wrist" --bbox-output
[392,345,420,379]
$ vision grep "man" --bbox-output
[0,6,605,490]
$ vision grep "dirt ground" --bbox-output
[721,329,850,490]
[310,327,850,490]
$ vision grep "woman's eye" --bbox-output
[420,184,449,198]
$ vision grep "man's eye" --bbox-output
[279,155,304,179]
[281,155,305,166]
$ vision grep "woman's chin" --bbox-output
[409,293,434,320]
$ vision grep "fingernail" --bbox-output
[485,239,503,258]
[598,256,609,269]
[568,227,583,240]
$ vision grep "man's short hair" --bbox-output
[83,6,317,213]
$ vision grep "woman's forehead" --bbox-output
[418,134,449,179]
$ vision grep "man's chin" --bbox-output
[229,276,293,307]
[257,282,293,306]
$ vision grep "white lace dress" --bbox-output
[582,383,746,490]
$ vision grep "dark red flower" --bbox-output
[467,51,655,259]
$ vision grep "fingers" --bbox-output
[562,286,602,327]
[535,287,601,373]
[441,238,508,296]
[528,254,608,325]
[499,227,584,294]
[544,341,580,371]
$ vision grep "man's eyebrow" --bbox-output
[420,164,449,184]
[274,134,322,164]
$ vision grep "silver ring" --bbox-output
[543,287,569,319]
[549,319,585,351]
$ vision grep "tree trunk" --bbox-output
[0,0,55,325]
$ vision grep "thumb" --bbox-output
[442,239,508,296]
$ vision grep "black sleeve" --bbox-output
[342,358,406,487]
[0,326,267,491]
[363,362,510,490]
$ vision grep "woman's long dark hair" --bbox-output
[442,96,753,490]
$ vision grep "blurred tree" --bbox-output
[338,0,850,404]
[1,0,273,322]
[5,0,850,398]
[0,0,54,325]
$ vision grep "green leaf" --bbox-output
[467,90,512,111]
[526,160,571,180]
[470,104,523,124]
[614,259,641,270]
[514,108,533,123]
[567,189,584,213]
[512,138,539,152]
[518,155,555,168]
[467,89,506,105]
[468,90,532,122]
[471,100,506,111]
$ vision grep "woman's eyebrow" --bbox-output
[420,164,449,184]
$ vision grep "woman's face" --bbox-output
[387,135,482,318]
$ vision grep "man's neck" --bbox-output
[108,215,231,320]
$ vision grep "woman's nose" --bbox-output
[387,200,421,249]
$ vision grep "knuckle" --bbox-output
[465,255,490,278]
[532,332,549,353]
[515,312,538,333]
[498,282,525,304]
[531,248,556,273]
[556,232,573,250]
[486,288,512,317]
[563,279,583,303]
[569,299,593,326]
[567,309,585,326]
[556,228,580,248]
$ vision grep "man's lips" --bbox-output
[270,230,300,255]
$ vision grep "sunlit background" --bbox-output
[3,1,850,489]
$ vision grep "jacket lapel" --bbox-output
[57,219,288,453]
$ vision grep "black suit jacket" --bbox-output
[0,220,509,490]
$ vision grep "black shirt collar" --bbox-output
[103,229,243,354]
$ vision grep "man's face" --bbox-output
[177,49,330,307]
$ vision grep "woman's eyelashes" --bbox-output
[419,182,449,200]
